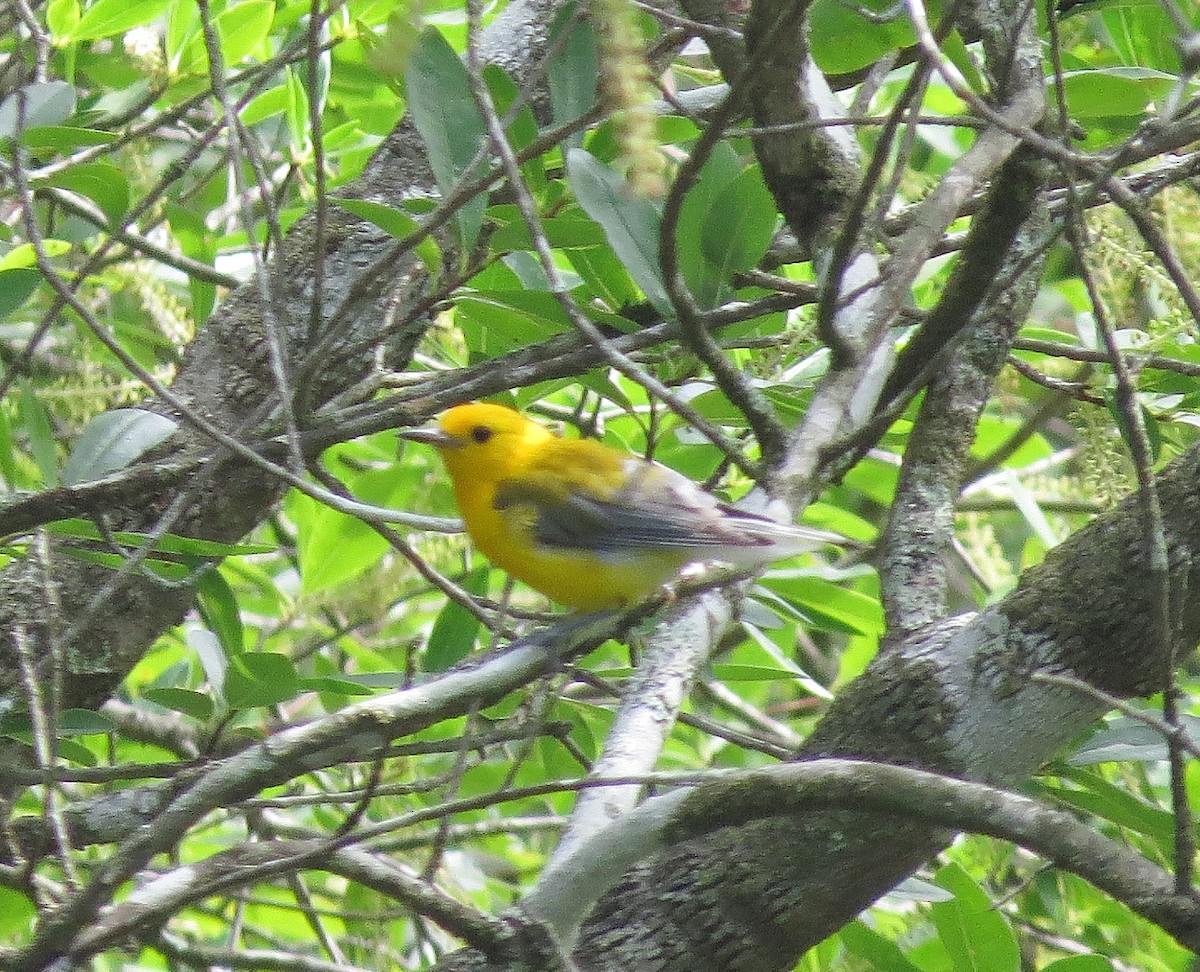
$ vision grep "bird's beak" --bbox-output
[398,424,461,448]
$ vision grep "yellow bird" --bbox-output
[402,402,838,611]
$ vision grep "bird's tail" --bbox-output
[730,511,844,554]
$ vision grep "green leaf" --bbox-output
[709,663,805,682]
[931,862,1020,972]
[224,652,299,709]
[45,518,273,556]
[72,0,173,41]
[1041,957,1117,972]
[57,545,192,580]
[1101,4,1182,72]
[489,206,608,252]
[405,27,488,250]
[737,619,834,699]
[0,707,115,739]
[808,0,913,74]
[46,161,130,224]
[284,66,310,149]
[293,463,415,595]
[455,290,572,355]
[1070,714,1200,765]
[485,64,544,192]
[165,0,199,68]
[0,405,18,490]
[240,83,291,125]
[424,566,488,671]
[677,142,741,309]
[1037,768,1174,844]
[197,568,244,658]
[322,121,363,155]
[21,384,58,487]
[547,8,597,149]
[1058,68,1172,120]
[941,30,985,94]
[567,148,669,312]
[757,574,885,636]
[61,408,177,486]
[0,240,72,271]
[59,708,116,734]
[304,671,410,690]
[0,81,77,139]
[56,738,99,765]
[46,0,81,39]
[298,675,376,697]
[566,241,642,311]
[483,65,536,154]
[165,201,217,323]
[143,687,215,721]
[839,920,923,972]
[360,8,421,80]
[177,0,274,73]
[700,165,777,288]
[0,887,36,937]
[21,126,116,151]
[0,268,41,320]
[329,197,442,272]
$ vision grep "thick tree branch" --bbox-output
[879,146,1050,635]
[557,438,1200,970]
[530,760,1200,953]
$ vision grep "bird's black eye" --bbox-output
[471,425,493,444]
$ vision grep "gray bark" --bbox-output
[537,444,1200,970]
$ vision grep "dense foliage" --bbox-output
[1,0,1199,968]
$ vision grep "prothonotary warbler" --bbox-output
[401,402,840,611]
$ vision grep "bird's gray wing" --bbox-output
[493,461,772,554]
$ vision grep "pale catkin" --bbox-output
[591,0,666,198]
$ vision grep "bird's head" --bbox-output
[400,402,555,483]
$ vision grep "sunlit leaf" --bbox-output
[0,241,71,271]
[177,0,275,73]
[839,920,923,971]
[0,887,36,936]
[71,0,172,41]
[46,0,81,39]
[224,652,300,709]
[931,862,1020,972]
